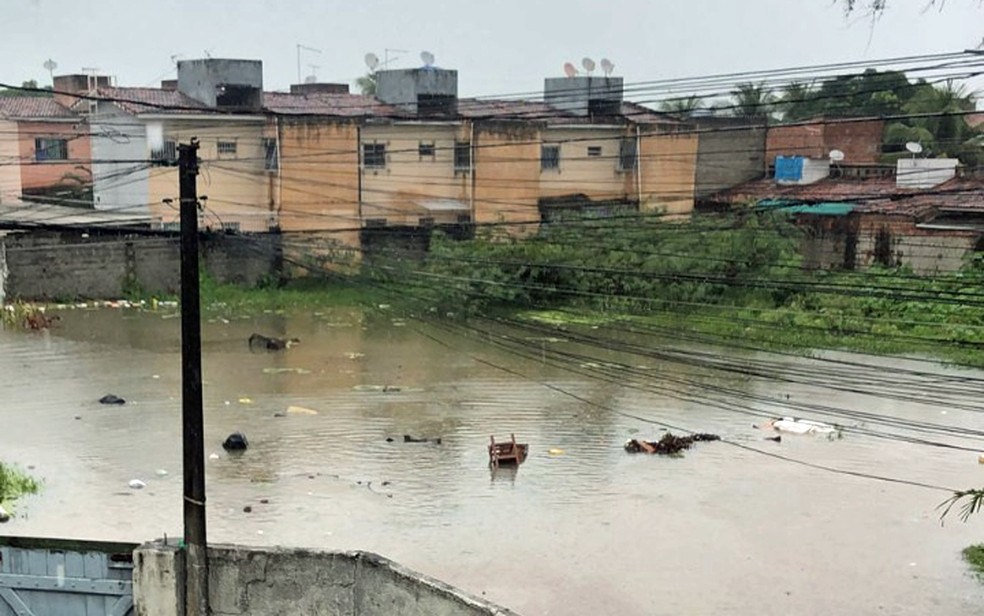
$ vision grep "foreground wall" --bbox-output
[134,542,517,616]
[0,231,281,301]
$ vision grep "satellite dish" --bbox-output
[43,59,58,73]
[905,141,924,154]
[420,50,435,67]
[829,149,845,162]
[563,62,578,78]
[600,58,614,76]
[304,75,317,84]
[581,57,596,74]
[364,53,380,72]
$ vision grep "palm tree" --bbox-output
[902,80,978,158]
[730,82,775,118]
[658,95,704,115]
[777,82,818,122]
[355,73,377,96]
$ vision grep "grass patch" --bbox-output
[964,545,984,579]
[199,274,388,315]
[0,462,40,506]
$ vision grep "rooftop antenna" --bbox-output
[581,57,596,76]
[563,62,578,78]
[364,52,380,72]
[383,48,408,70]
[905,141,923,158]
[296,44,322,84]
[306,64,320,83]
[420,50,436,68]
[43,59,57,86]
[600,58,614,77]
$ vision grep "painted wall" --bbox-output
[0,120,21,204]
[538,127,634,202]
[638,129,699,217]
[360,123,471,227]
[17,120,91,200]
[146,118,270,232]
[472,123,541,232]
[277,118,361,255]
[694,121,767,198]
[90,107,150,213]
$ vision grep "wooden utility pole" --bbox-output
[178,139,209,615]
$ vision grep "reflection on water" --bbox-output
[1,306,983,615]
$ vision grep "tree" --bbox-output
[658,95,704,115]
[730,82,775,118]
[778,82,821,122]
[355,73,377,96]
[0,79,52,97]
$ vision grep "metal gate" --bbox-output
[0,536,137,616]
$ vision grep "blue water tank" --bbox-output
[775,156,805,182]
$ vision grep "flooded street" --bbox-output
[2,306,983,615]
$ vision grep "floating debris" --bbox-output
[248,333,299,351]
[128,479,146,490]
[548,448,566,456]
[286,406,318,416]
[489,434,528,468]
[262,367,312,375]
[99,394,126,405]
[222,432,249,451]
[765,417,836,436]
[403,435,442,445]
[0,505,9,523]
[238,398,254,405]
[209,453,220,460]
[624,433,720,455]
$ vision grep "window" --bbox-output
[151,140,177,164]
[587,146,603,158]
[217,140,238,156]
[454,141,471,171]
[541,145,560,171]
[35,138,68,162]
[262,138,279,171]
[618,137,637,171]
[419,142,436,158]
[363,143,386,169]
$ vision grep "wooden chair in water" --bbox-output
[489,434,528,468]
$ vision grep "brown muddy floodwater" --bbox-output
[1,305,983,615]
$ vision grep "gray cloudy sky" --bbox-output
[3,0,983,98]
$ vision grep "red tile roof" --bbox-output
[0,96,76,120]
[263,91,400,117]
[86,87,209,115]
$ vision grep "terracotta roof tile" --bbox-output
[87,87,209,115]
[263,92,400,117]
[0,96,76,120]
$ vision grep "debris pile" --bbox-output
[624,432,720,455]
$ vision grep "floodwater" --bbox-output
[1,305,983,615]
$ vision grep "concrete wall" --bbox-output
[133,542,517,616]
[90,107,150,213]
[543,77,624,117]
[854,214,978,274]
[694,120,766,198]
[0,231,281,301]
[0,120,22,205]
[177,59,263,109]
[146,118,272,232]
[473,123,542,232]
[375,68,458,114]
[638,128,698,217]
[277,118,361,249]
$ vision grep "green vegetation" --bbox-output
[0,462,40,507]
[0,80,53,97]
[964,544,984,579]
[198,272,385,315]
[365,212,984,367]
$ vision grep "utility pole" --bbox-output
[178,139,209,616]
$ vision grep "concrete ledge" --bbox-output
[133,541,518,616]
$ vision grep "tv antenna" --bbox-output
[305,64,320,83]
[296,44,322,84]
[600,58,614,77]
[383,48,408,70]
[905,141,924,158]
[364,52,380,72]
[420,50,436,67]
[43,59,57,85]
[581,57,596,76]
[563,62,578,78]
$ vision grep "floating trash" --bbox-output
[128,479,146,490]
[238,398,254,405]
[286,406,319,416]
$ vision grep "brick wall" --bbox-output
[1,231,282,301]
[766,119,885,166]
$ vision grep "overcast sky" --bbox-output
[3,0,982,100]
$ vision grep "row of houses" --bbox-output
[0,57,981,274]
